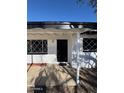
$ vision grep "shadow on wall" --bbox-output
[71,42,97,68]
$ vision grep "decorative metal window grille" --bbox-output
[27,40,48,54]
[83,38,97,52]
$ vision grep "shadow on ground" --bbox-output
[27,64,97,93]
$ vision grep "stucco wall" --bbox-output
[27,32,73,63]
[71,34,97,68]
[27,32,97,68]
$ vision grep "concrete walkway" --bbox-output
[27,64,77,93]
[27,63,97,93]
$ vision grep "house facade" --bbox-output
[27,22,97,68]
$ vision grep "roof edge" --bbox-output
[27,21,97,25]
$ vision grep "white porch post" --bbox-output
[76,32,80,85]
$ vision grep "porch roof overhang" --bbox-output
[27,28,96,35]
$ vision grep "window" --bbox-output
[27,40,48,54]
[83,38,97,52]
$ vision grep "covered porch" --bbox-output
[27,28,96,64]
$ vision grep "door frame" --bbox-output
[57,39,68,62]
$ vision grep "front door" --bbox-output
[57,40,68,62]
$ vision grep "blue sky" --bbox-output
[27,0,96,22]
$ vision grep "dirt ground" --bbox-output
[27,64,97,93]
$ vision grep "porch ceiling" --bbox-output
[27,28,96,35]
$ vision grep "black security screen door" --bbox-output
[57,40,68,62]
